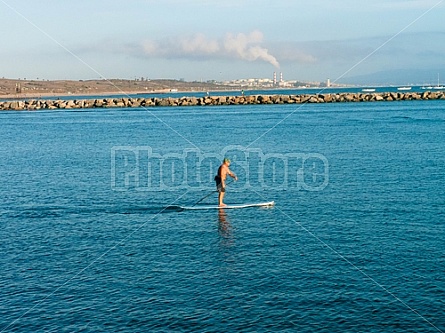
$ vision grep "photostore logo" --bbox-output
[111,145,329,192]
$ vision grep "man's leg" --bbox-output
[218,191,226,206]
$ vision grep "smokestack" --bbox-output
[280,72,283,83]
[273,72,277,86]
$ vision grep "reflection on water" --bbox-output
[218,208,231,238]
[217,208,235,250]
[216,208,238,274]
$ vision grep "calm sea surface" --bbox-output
[1,100,444,332]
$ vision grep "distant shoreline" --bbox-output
[0,78,336,100]
[0,78,235,100]
[0,89,178,100]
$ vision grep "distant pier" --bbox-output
[1,91,444,111]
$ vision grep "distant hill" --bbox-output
[0,78,230,98]
[339,68,445,86]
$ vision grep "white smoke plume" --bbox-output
[140,30,280,68]
[223,31,280,68]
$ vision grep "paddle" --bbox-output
[191,179,235,207]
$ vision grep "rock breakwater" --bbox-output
[1,91,444,111]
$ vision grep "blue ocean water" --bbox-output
[1,100,444,332]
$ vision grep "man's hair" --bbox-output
[223,158,230,163]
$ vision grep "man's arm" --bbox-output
[228,168,238,181]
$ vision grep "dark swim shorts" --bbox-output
[214,176,225,192]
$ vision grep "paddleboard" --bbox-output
[179,201,275,210]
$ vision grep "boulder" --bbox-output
[189,97,198,106]
[321,94,332,103]
[218,96,227,104]
[375,95,384,101]
[308,96,319,103]
[344,94,355,102]
[258,95,270,103]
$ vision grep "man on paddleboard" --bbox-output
[215,158,237,207]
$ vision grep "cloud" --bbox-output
[138,30,280,68]
[180,33,220,54]
[140,34,219,58]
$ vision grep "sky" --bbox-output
[1,0,445,83]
